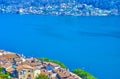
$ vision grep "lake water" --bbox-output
[0,14,120,79]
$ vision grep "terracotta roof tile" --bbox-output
[16,65,34,71]
[3,53,19,59]
[6,68,14,72]
[0,63,12,68]
[0,50,4,53]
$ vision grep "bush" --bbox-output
[72,69,97,79]
[0,66,11,79]
[36,74,49,79]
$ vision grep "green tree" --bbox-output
[36,74,49,79]
[0,66,11,79]
[72,69,97,79]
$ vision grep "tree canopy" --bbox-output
[72,69,97,79]
[36,74,49,79]
[0,67,11,79]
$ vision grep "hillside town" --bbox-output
[0,50,82,79]
[0,0,119,16]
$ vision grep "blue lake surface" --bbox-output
[0,14,120,79]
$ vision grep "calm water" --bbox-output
[0,14,120,79]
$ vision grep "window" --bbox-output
[27,75,31,79]
[23,70,26,74]
[20,71,23,75]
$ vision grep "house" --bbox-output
[55,68,71,79]
[34,69,41,78]
[1,53,21,63]
[46,64,54,72]
[43,62,60,72]
[0,62,12,70]
[0,50,15,56]
[10,68,19,79]
[40,68,59,79]
[0,50,4,56]
[19,58,43,70]
[16,65,35,79]
[49,73,58,79]
[48,62,60,70]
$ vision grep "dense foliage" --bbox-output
[0,67,11,79]
[72,69,97,79]
[38,58,67,69]
[36,74,49,79]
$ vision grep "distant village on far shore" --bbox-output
[0,0,119,16]
[0,50,82,79]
